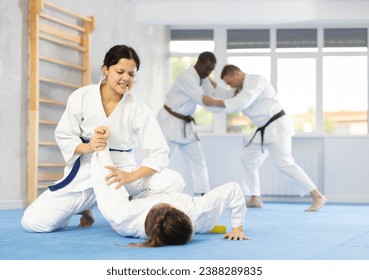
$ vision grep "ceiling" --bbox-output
[132,0,369,26]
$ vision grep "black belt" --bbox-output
[49,138,132,191]
[164,105,199,140]
[245,110,286,153]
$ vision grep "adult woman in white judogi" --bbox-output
[22,45,184,233]
[203,65,327,212]
[90,146,249,246]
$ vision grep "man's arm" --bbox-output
[202,95,225,107]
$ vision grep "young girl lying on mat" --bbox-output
[91,127,249,247]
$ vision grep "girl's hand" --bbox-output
[223,227,250,241]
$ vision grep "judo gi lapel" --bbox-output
[101,92,131,128]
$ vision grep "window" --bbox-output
[276,29,318,52]
[323,56,368,134]
[324,28,368,51]
[170,30,214,53]
[169,27,369,136]
[275,29,318,133]
[227,56,271,80]
[322,28,368,134]
[278,58,316,133]
[227,29,270,53]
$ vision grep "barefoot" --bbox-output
[246,196,263,208]
[305,196,327,212]
[79,209,95,227]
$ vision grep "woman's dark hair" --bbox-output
[130,203,194,248]
[102,45,140,70]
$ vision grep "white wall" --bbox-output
[168,135,245,194]
[0,0,29,209]
[169,135,369,203]
[324,136,369,202]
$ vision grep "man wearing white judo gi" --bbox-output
[202,64,327,212]
[157,52,222,196]
[22,45,185,233]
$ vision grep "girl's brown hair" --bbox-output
[130,203,193,247]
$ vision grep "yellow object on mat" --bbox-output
[209,225,226,234]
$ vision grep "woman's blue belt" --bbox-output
[49,138,132,191]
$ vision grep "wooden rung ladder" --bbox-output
[28,0,94,203]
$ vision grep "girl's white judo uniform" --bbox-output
[157,66,223,194]
[91,148,247,238]
[218,74,317,197]
[22,81,185,232]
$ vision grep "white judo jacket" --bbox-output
[221,74,294,144]
[53,80,170,194]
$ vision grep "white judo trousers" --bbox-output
[91,148,247,238]
[239,128,316,197]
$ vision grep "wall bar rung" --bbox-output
[39,76,81,89]
[40,12,86,32]
[39,98,66,107]
[40,55,85,71]
[39,33,86,51]
[44,1,93,22]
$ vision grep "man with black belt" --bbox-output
[157,52,221,196]
[203,64,327,211]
